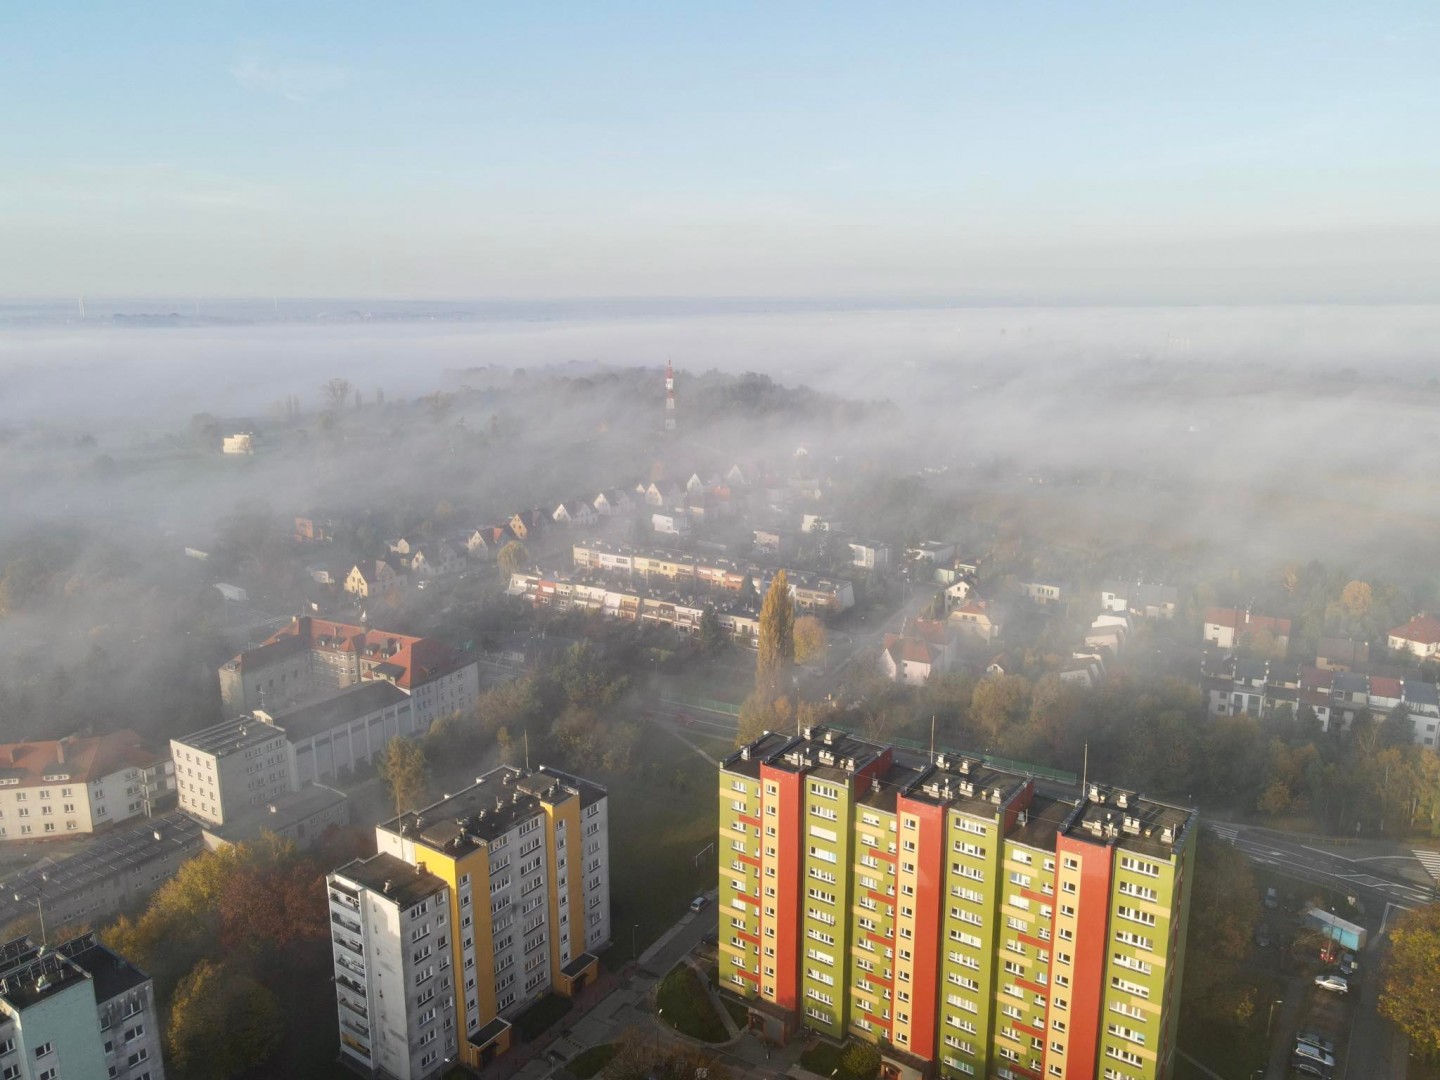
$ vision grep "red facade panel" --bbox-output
[1049,834,1114,1079]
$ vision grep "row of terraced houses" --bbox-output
[718,727,1196,1080]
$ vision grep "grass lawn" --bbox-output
[512,992,574,1042]
[720,994,749,1029]
[599,722,719,967]
[568,1044,619,1079]
[657,964,729,1043]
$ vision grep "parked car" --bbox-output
[1296,1031,1336,1054]
[1289,1060,1331,1078]
[1293,1041,1336,1069]
[1255,923,1273,948]
[1338,952,1359,976]
[1314,973,1349,994]
[689,894,709,912]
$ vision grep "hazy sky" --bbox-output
[3,3,1438,300]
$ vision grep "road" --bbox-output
[1210,821,1430,1080]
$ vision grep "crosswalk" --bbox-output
[1412,849,1440,881]
[1208,823,1241,844]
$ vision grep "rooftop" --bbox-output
[332,851,448,908]
[0,730,168,788]
[382,766,605,857]
[203,783,347,846]
[1064,786,1195,860]
[1392,614,1440,645]
[61,934,151,1003]
[173,717,287,757]
[273,681,409,741]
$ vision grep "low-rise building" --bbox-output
[1020,579,1069,606]
[0,732,174,842]
[1204,607,1291,657]
[846,540,890,571]
[948,599,1000,644]
[0,812,203,934]
[201,783,349,850]
[221,432,256,454]
[0,933,166,1080]
[1389,615,1440,659]
[1100,580,1178,619]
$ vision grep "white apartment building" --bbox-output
[169,719,295,827]
[0,932,165,1080]
[0,732,173,843]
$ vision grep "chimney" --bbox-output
[55,740,65,765]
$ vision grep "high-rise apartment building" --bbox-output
[327,765,610,1078]
[719,727,1196,1080]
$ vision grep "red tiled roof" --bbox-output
[0,730,165,787]
[1369,676,1403,699]
[243,617,467,691]
[1204,607,1291,636]
[1391,615,1440,646]
[1300,666,1333,691]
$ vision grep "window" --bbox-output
[34,1044,54,1060]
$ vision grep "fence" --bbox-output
[661,692,742,717]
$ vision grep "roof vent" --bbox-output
[383,879,393,894]
[1161,825,1175,844]
[1116,793,1129,808]
[935,754,948,769]
[1088,785,1102,802]
[740,746,750,760]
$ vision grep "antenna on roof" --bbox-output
[1082,742,1088,799]
[929,715,937,763]
[524,729,530,772]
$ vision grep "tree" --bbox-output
[1181,830,1260,1023]
[698,605,726,652]
[1341,579,1373,618]
[756,570,795,696]
[168,958,283,1080]
[1380,904,1440,1057]
[379,736,429,816]
[322,377,353,412]
[1380,703,1414,748]
[794,615,827,665]
[840,1042,882,1080]
[498,540,529,576]
[425,390,455,424]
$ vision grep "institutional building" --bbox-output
[0,932,165,1080]
[718,727,1196,1080]
[170,719,295,827]
[327,765,611,1079]
[218,616,480,732]
[0,732,174,843]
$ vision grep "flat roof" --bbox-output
[62,935,150,1003]
[1064,789,1195,860]
[174,717,287,757]
[333,852,448,908]
[204,783,348,845]
[382,765,605,857]
[274,681,409,741]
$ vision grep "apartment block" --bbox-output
[218,617,480,731]
[0,732,174,843]
[0,932,164,1080]
[328,765,610,1078]
[719,727,1196,1080]
[170,719,295,827]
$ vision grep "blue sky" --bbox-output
[2,2,1437,299]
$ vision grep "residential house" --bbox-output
[880,634,945,686]
[948,599,1000,644]
[1101,580,1179,620]
[553,500,599,528]
[222,431,256,455]
[753,528,796,559]
[593,488,635,517]
[508,509,549,541]
[847,540,891,571]
[1388,615,1440,658]
[344,558,401,597]
[651,512,691,537]
[1204,607,1291,657]
[1020,579,1069,606]
[294,513,336,543]
[906,540,956,565]
[801,513,840,534]
[409,540,462,578]
[644,481,684,508]
[944,575,979,607]
[725,463,749,487]
[1059,656,1105,687]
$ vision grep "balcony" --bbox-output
[339,994,368,1020]
[329,891,361,912]
[331,913,362,936]
[335,938,364,958]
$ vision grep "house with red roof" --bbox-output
[1389,615,1440,658]
[880,628,951,686]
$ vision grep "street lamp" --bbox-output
[1265,997,1283,1039]
[13,893,46,947]
[632,923,639,960]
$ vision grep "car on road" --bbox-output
[1254,923,1272,948]
[689,895,709,913]
[1288,1059,1331,1078]
[1313,973,1349,994]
